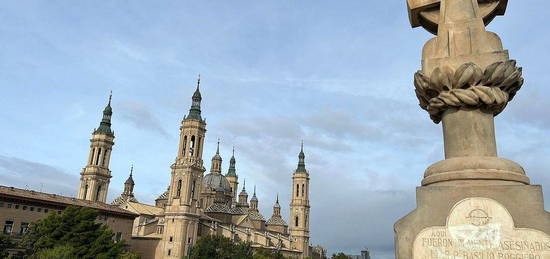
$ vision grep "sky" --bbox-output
[0,1,549,258]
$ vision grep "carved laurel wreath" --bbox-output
[414,60,523,123]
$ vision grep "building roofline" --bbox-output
[0,185,137,219]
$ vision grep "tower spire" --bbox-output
[197,74,200,91]
[226,146,237,177]
[95,92,114,136]
[296,141,307,174]
[186,76,203,121]
[210,140,222,174]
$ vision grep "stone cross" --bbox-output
[409,0,527,186]
[407,0,508,34]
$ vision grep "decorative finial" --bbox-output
[254,185,256,195]
[216,138,220,154]
[243,179,246,190]
[197,74,201,90]
[130,164,133,176]
[301,140,304,152]
[232,145,235,156]
[276,193,279,203]
[108,91,112,106]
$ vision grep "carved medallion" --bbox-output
[413,197,550,258]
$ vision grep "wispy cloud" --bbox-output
[118,101,170,139]
[0,155,78,197]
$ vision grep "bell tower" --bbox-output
[289,142,310,257]
[159,76,207,258]
[77,93,114,203]
[225,147,239,205]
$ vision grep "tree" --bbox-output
[189,235,253,259]
[30,245,77,259]
[253,247,288,259]
[0,233,15,258]
[21,206,125,259]
[331,252,350,259]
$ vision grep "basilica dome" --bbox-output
[202,173,231,192]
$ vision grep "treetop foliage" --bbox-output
[21,206,127,259]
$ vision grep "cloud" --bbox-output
[118,101,170,138]
[0,155,79,197]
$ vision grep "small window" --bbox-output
[295,216,299,227]
[115,232,122,242]
[20,222,29,235]
[96,148,102,166]
[182,136,187,156]
[0,202,3,207]
[188,237,192,244]
[22,206,27,210]
[169,236,173,242]
[168,249,171,256]
[7,203,12,208]
[44,209,49,213]
[176,180,182,197]
[30,207,34,211]
[296,184,299,197]
[3,221,13,234]
[15,204,19,209]
[37,208,42,212]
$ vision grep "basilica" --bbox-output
[75,77,314,258]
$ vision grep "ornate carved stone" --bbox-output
[414,60,523,123]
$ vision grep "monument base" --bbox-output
[394,184,550,258]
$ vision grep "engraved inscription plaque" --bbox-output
[413,198,550,258]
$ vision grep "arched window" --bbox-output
[95,184,102,201]
[176,180,182,197]
[302,184,305,197]
[191,180,196,200]
[189,136,195,157]
[83,184,89,199]
[101,150,108,167]
[197,137,202,157]
[296,184,299,197]
[95,148,102,166]
[295,216,299,227]
[182,136,187,156]
[89,148,95,165]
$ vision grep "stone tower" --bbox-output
[211,140,222,175]
[225,147,239,205]
[123,166,136,197]
[237,180,249,208]
[77,93,114,203]
[289,142,310,257]
[158,76,207,258]
[249,185,258,210]
[112,165,139,205]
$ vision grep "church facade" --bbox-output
[77,78,314,258]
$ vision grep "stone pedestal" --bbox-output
[395,185,550,258]
[396,1,550,257]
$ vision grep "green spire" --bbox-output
[295,141,307,174]
[95,91,114,136]
[186,75,203,121]
[226,145,237,177]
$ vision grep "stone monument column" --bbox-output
[395,0,550,258]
